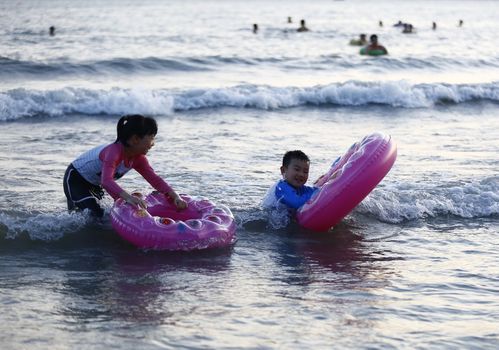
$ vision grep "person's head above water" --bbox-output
[281,150,311,189]
[370,34,378,44]
[115,114,158,154]
[297,19,309,32]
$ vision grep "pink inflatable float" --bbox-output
[297,133,397,231]
[110,192,236,251]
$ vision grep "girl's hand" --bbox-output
[122,192,147,209]
[174,196,187,210]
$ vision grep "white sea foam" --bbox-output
[0,210,92,240]
[1,81,498,121]
[358,176,499,223]
[0,87,176,121]
[252,176,499,229]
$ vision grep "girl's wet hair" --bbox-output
[115,114,158,146]
[282,150,310,167]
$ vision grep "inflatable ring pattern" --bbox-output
[110,192,236,251]
[297,132,397,231]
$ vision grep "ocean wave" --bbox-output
[358,176,499,223]
[1,177,496,240]
[1,81,499,121]
[0,56,211,79]
[0,56,302,79]
[2,55,499,79]
[0,210,93,241]
[257,176,499,230]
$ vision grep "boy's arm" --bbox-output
[275,182,310,209]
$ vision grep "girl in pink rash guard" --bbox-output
[63,114,187,217]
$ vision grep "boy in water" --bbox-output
[265,150,318,211]
[364,34,388,55]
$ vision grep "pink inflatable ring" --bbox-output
[110,192,236,251]
[297,133,397,231]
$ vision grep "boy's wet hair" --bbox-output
[115,114,158,146]
[282,150,310,167]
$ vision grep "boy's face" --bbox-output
[281,158,310,188]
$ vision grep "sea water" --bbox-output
[1,0,498,349]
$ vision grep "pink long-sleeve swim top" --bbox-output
[71,142,172,200]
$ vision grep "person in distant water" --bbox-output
[287,16,293,23]
[253,23,258,34]
[432,22,437,30]
[262,150,318,212]
[49,26,55,36]
[393,20,404,27]
[297,19,309,32]
[364,34,388,55]
[63,114,187,218]
[402,23,414,33]
[379,20,383,27]
[459,19,463,27]
[350,33,367,46]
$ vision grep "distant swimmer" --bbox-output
[432,22,437,30]
[49,26,55,36]
[350,33,367,46]
[253,23,258,34]
[379,20,383,27]
[360,34,388,56]
[402,23,414,33]
[297,19,309,32]
[393,20,404,27]
[459,19,464,27]
[287,16,292,23]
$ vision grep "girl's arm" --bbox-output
[100,147,126,200]
[133,156,187,209]
[100,144,147,208]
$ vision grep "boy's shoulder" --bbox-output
[276,180,315,195]
[275,179,291,191]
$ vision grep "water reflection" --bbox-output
[237,218,402,337]
[251,220,376,266]
[241,215,401,290]
[54,230,234,325]
[2,217,404,345]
